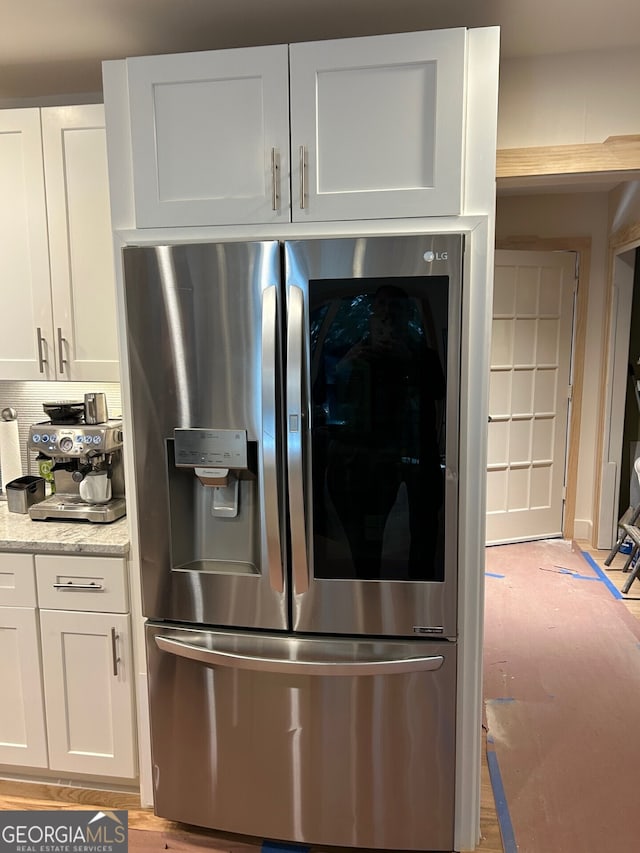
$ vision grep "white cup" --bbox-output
[79,470,112,504]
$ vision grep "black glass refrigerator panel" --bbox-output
[309,275,449,582]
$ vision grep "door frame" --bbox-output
[595,224,640,547]
[495,235,590,540]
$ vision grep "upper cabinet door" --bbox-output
[0,109,55,380]
[289,29,467,222]
[126,45,291,227]
[41,105,120,382]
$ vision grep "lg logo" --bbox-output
[423,250,448,262]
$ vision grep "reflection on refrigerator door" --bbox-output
[286,237,461,638]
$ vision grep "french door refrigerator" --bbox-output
[123,234,463,852]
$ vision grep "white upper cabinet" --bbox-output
[41,105,119,381]
[108,28,468,228]
[0,109,56,380]
[289,29,466,221]
[0,106,119,382]
[126,45,291,227]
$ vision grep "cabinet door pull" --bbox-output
[52,581,104,591]
[57,327,67,375]
[111,627,120,676]
[271,148,280,211]
[299,145,307,210]
[36,328,48,373]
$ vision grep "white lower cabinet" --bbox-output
[39,609,136,778]
[0,552,136,781]
[0,606,48,769]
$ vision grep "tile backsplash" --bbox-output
[0,381,122,490]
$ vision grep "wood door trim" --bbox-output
[495,236,590,540]
[592,222,640,544]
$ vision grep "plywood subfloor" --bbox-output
[484,539,640,853]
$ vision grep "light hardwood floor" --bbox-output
[579,539,640,619]
[0,742,503,853]
[0,768,503,853]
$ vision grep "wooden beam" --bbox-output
[496,135,640,179]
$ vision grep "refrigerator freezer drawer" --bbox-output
[146,623,456,851]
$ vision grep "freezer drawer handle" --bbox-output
[155,635,444,676]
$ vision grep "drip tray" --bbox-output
[174,559,259,575]
[29,494,126,523]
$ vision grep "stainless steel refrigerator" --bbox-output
[123,234,463,851]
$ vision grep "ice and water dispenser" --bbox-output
[168,428,259,575]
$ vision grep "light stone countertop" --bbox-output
[0,500,130,556]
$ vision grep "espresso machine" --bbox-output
[27,399,126,523]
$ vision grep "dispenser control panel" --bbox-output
[174,428,248,469]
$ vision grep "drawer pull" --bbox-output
[111,628,120,676]
[299,145,307,209]
[53,581,104,591]
[271,147,280,211]
[36,327,48,373]
[57,327,67,374]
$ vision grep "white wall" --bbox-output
[496,44,640,541]
[495,191,610,540]
[498,47,640,148]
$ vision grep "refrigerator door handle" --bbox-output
[286,285,310,593]
[155,635,444,676]
[262,285,285,593]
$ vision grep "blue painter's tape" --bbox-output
[486,744,518,853]
[580,551,624,599]
[485,572,505,578]
[487,697,515,704]
[262,844,310,853]
[564,572,601,581]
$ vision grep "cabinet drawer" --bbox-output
[35,555,128,613]
[0,553,37,607]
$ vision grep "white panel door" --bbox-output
[0,606,48,768]
[41,105,120,381]
[289,29,466,222]
[40,609,136,779]
[126,45,291,227]
[0,109,55,380]
[486,250,576,544]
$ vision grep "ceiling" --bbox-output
[3,0,640,101]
